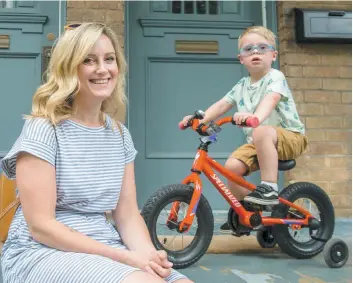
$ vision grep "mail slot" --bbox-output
[294,8,352,44]
[175,40,218,54]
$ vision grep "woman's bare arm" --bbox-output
[16,152,128,262]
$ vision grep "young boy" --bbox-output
[180,26,307,232]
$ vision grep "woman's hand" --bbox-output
[147,250,173,277]
[233,112,254,125]
[119,250,172,278]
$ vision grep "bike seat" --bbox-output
[278,160,296,171]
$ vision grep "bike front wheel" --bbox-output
[141,184,214,269]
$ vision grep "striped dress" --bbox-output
[1,116,187,283]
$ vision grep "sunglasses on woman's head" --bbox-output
[64,23,82,31]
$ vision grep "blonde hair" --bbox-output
[238,26,277,50]
[28,22,127,125]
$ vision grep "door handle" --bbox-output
[0,35,10,49]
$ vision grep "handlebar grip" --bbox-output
[245,117,260,128]
[179,122,187,130]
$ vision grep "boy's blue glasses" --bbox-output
[239,43,275,56]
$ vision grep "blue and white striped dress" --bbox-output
[1,116,187,283]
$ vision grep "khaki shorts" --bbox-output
[231,127,308,175]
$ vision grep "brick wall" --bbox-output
[277,1,352,217]
[66,0,125,49]
[66,1,352,217]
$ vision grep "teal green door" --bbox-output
[127,1,279,209]
[0,1,65,162]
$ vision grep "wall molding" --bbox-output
[0,52,40,58]
[139,18,253,38]
[0,12,47,33]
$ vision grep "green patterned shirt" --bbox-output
[224,68,305,143]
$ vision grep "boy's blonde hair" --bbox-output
[238,26,277,50]
[28,22,127,125]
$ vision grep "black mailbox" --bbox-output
[294,8,352,44]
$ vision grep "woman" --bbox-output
[1,23,192,283]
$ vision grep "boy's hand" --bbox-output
[180,115,194,127]
[233,112,254,125]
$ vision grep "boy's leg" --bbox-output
[224,158,249,200]
[220,145,258,232]
[244,126,308,205]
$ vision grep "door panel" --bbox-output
[128,1,266,209]
[0,0,63,158]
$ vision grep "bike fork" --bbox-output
[166,175,202,232]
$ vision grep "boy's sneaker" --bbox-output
[244,183,279,205]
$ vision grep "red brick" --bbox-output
[330,195,351,208]
[279,41,301,53]
[342,92,352,103]
[306,143,346,155]
[340,67,352,79]
[285,53,321,65]
[297,103,323,116]
[85,1,106,9]
[284,66,302,77]
[310,168,349,182]
[303,66,340,78]
[287,78,322,90]
[281,28,295,41]
[67,7,86,21]
[330,181,350,195]
[321,55,352,66]
[306,117,342,129]
[343,117,352,128]
[338,45,353,55]
[323,79,352,91]
[326,130,352,142]
[301,44,339,55]
[329,157,352,168]
[105,10,124,23]
[304,91,341,103]
[296,156,329,168]
[287,167,310,181]
[336,208,352,218]
[343,143,352,155]
[67,1,85,8]
[306,130,326,142]
[324,104,351,116]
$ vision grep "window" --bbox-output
[172,0,219,15]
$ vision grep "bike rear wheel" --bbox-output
[141,184,214,269]
[272,182,335,259]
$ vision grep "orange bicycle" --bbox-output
[141,111,347,269]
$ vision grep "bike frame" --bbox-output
[168,117,315,233]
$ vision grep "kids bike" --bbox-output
[141,110,349,269]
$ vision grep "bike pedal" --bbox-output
[253,225,265,231]
[263,205,274,212]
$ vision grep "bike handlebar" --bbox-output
[178,114,259,136]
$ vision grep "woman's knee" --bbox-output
[225,158,247,175]
[121,271,165,283]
